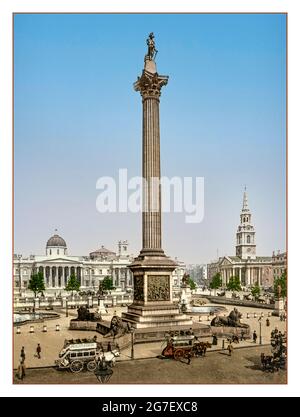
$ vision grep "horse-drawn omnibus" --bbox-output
[55,339,119,373]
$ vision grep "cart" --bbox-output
[161,335,211,361]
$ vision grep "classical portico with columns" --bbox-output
[208,188,273,289]
[14,233,185,298]
[13,233,135,296]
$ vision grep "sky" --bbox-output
[14,13,286,264]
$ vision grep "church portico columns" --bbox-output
[246,268,251,287]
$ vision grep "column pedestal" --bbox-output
[122,253,192,329]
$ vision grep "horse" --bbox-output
[194,342,212,357]
[98,349,120,367]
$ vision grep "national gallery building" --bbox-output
[14,234,185,296]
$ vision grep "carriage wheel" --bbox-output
[174,349,185,361]
[86,360,97,372]
[70,360,84,373]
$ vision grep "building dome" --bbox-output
[46,234,67,248]
[90,245,116,260]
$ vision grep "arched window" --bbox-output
[247,235,250,244]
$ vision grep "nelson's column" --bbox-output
[122,34,193,330]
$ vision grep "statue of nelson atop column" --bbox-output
[146,32,158,60]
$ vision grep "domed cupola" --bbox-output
[46,230,67,256]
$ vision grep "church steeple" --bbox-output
[242,186,249,212]
[236,187,256,260]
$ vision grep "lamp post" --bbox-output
[258,316,262,345]
[131,329,135,360]
[66,298,68,317]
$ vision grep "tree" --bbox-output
[209,273,222,290]
[251,282,261,298]
[227,276,242,291]
[102,276,115,292]
[188,277,196,290]
[274,271,287,298]
[65,274,80,297]
[28,271,45,298]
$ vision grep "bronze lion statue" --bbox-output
[211,308,249,328]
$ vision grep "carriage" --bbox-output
[55,339,119,373]
[161,334,211,361]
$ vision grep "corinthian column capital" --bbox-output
[134,70,169,100]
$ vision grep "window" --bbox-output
[99,269,102,275]
[83,352,89,357]
[90,351,95,356]
[50,249,52,255]
[23,269,27,275]
[247,235,250,244]
[70,353,76,358]
[77,352,83,357]
[123,246,127,251]
[57,249,59,255]
[91,269,95,275]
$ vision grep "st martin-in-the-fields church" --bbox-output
[208,188,273,289]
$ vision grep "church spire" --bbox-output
[236,187,256,260]
[242,186,249,212]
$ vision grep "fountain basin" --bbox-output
[14,312,59,325]
[190,305,227,315]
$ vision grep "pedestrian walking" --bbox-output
[253,330,257,343]
[107,341,112,352]
[227,343,233,356]
[36,343,41,359]
[240,330,245,341]
[17,358,26,380]
[266,318,270,327]
[20,346,25,362]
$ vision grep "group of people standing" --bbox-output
[16,343,42,380]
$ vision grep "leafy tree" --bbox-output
[274,271,287,298]
[227,276,242,291]
[209,273,222,290]
[102,276,115,292]
[28,271,45,298]
[189,277,196,290]
[65,274,80,296]
[251,282,261,298]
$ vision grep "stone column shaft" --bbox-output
[142,96,161,250]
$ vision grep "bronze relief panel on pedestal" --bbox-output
[147,275,170,301]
